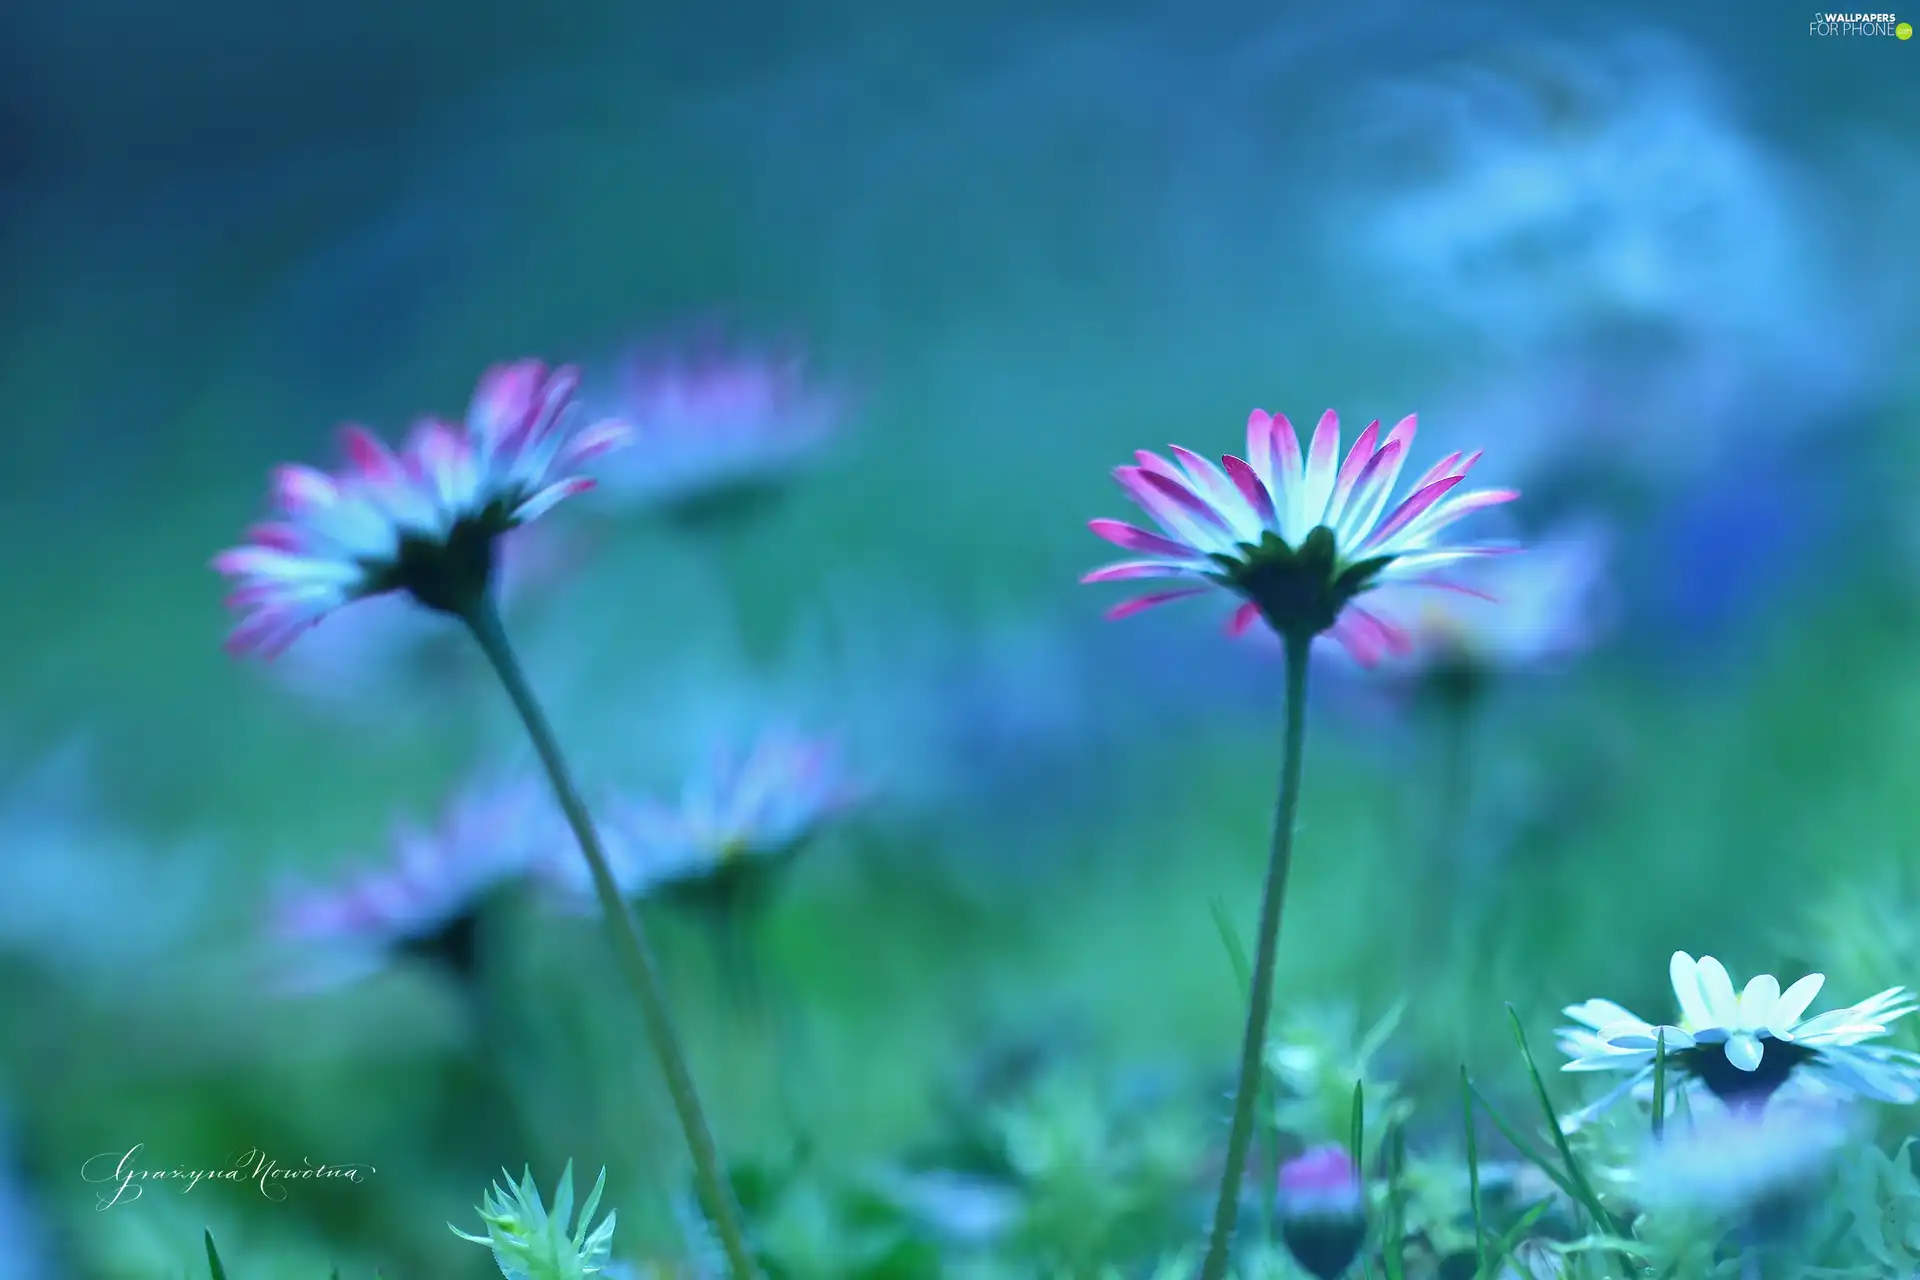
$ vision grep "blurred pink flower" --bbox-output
[544,729,859,906]
[1331,521,1614,677]
[1279,1143,1364,1215]
[1083,409,1517,663]
[213,360,630,658]
[586,336,843,518]
[269,775,557,993]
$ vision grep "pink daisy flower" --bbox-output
[213,360,631,659]
[1083,410,1518,662]
[588,336,842,520]
[269,776,558,993]
[545,730,859,908]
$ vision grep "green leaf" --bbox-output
[203,1231,228,1280]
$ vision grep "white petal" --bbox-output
[1562,998,1641,1031]
[1695,956,1741,1028]
[1296,411,1343,531]
[1670,952,1716,1030]
[1812,1048,1920,1103]
[1738,973,1781,1032]
[1725,1033,1764,1072]
[1605,1023,1696,1052]
[1564,1051,1654,1073]
[1771,973,1825,1033]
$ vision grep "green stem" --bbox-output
[1198,629,1314,1280]
[1423,675,1479,1052]
[463,597,762,1280]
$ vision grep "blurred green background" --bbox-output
[4,0,1920,1274]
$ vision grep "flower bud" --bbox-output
[1278,1144,1367,1280]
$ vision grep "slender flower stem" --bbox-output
[1199,629,1314,1280]
[462,597,762,1280]
[1420,668,1480,1052]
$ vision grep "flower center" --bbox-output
[373,517,500,617]
[398,906,483,985]
[1676,1037,1820,1106]
[1216,526,1396,641]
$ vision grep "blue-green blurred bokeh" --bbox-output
[5,1,1920,1274]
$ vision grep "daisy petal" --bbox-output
[1696,956,1741,1027]
[1739,974,1781,1032]
[1105,588,1210,620]
[1770,973,1825,1033]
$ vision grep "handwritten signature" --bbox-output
[80,1143,375,1209]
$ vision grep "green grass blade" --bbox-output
[1504,1005,1621,1236]
[1349,1078,1365,1181]
[1208,897,1254,1000]
[1379,1125,1406,1280]
[1461,1066,1487,1272]
[1352,1080,1374,1280]
[1474,1201,1552,1280]
[1467,1082,1586,1208]
[203,1231,228,1280]
[1651,1029,1667,1140]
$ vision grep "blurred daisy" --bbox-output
[270,775,557,993]
[1357,39,1815,347]
[586,334,843,525]
[1559,951,1920,1123]
[548,730,858,912]
[1342,36,1863,483]
[1340,520,1613,686]
[214,360,630,658]
[1083,409,1517,662]
[1632,1099,1853,1218]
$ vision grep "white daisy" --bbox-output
[1558,951,1920,1127]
